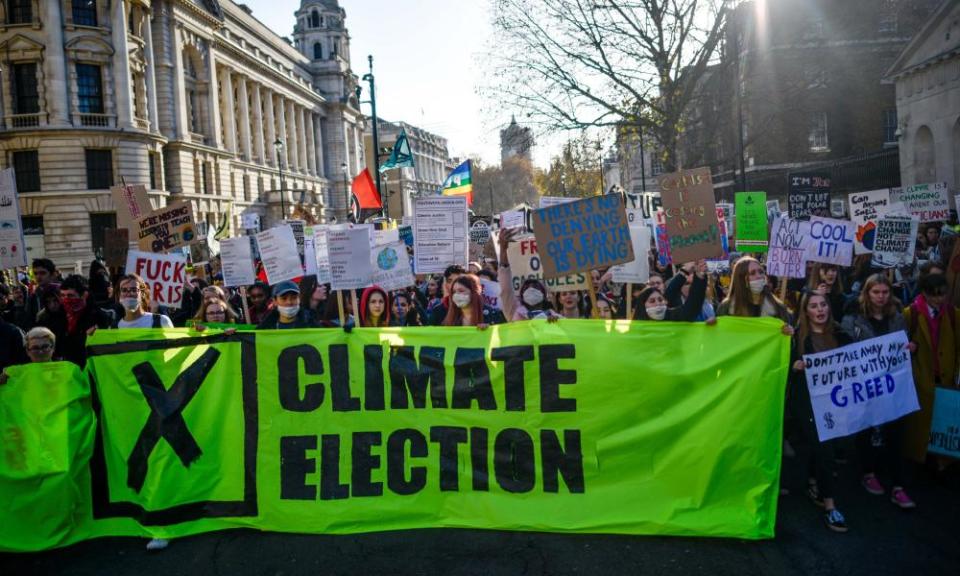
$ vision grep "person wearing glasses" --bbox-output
[24,327,56,363]
[116,274,173,329]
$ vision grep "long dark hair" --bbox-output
[443,275,484,326]
[796,292,837,356]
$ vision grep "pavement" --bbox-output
[2,449,958,576]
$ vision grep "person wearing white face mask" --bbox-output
[633,260,713,322]
[256,281,315,329]
[116,274,174,329]
[717,256,793,335]
[442,275,505,328]
[496,227,561,322]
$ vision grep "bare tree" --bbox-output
[473,156,540,216]
[485,0,726,171]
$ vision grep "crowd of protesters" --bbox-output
[0,217,958,540]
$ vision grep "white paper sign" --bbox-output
[413,196,468,274]
[255,225,302,285]
[219,237,256,287]
[849,189,892,254]
[891,183,950,223]
[805,217,855,266]
[0,169,27,268]
[480,278,502,310]
[767,216,809,279]
[610,225,651,283]
[312,226,332,285]
[328,226,374,290]
[125,250,188,309]
[803,331,920,442]
[371,241,414,292]
[303,227,318,276]
[539,196,577,208]
[871,214,920,269]
[241,212,260,230]
[500,210,526,230]
[372,227,400,247]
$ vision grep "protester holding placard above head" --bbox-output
[840,273,916,508]
[718,257,793,333]
[664,262,716,322]
[807,263,846,322]
[256,281,314,330]
[116,274,174,330]
[359,286,391,328]
[635,260,711,323]
[246,281,273,325]
[55,275,113,366]
[902,273,960,466]
[442,274,505,328]
[790,291,852,532]
[497,227,560,322]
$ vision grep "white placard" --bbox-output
[610,225,651,283]
[871,214,920,269]
[767,216,809,279]
[849,189,892,254]
[413,196,468,274]
[371,241,414,292]
[480,278,502,310]
[539,196,577,208]
[285,219,306,261]
[303,226,318,276]
[500,210,526,230]
[255,225,302,285]
[891,183,950,223]
[328,226,374,290]
[241,212,260,230]
[312,226,332,285]
[219,237,256,287]
[0,169,27,268]
[805,217,854,266]
[125,250,188,309]
[372,227,400,247]
[803,331,920,442]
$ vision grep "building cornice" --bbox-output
[212,38,326,107]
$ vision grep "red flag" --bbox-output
[352,168,382,210]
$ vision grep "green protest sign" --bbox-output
[735,192,769,252]
[1,320,789,551]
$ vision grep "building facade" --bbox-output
[499,115,533,163]
[0,0,363,270]
[886,0,960,190]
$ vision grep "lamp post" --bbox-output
[359,55,385,218]
[274,138,286,218]
[340,161,349,222]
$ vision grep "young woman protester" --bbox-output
[791,292,852,532]
[192,297,239,328]
[359,286,390,327]
[840,273,917,508]
[717,257,793,333]
[442,274,505,328]
[664,261,716,322]
[808,263,847,322]
[634,260,712,322]
[902,273,960,471]
[300,276,329,320]
[497,228,560,321]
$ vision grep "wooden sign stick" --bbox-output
[586,273,600,319]
[351,290,360,323]
[337,290,346,326]
[779,276,788,301]
[626,282,633,320]
[239,286,251,325]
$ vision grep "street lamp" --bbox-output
[274,138,286,218]
[358,55,385,218]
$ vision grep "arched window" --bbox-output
[313,42,322,60]
[914,125,936,183]
[310,10,319,28]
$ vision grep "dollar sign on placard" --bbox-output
[824,412,835,430]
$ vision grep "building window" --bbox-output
[883,108,898,145]
[313,42,322,60]
[650,153,663,176]
[76,63,104,114]
[310,10,319,28]
[89,213,117,257]
[7,0,32,24]
[12,63,39,114]
[808,112,829,151]
[148,151,158,189]
[72,0,98,27]
[21,215,43,236]
[12,150,40,192]
[201,162,210,193]
[85,149,113,189]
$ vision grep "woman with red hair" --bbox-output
[359,286,390,328]
[442,275,505,328]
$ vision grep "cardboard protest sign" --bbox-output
[531,194,632,278]
[805,217,854,267]
[657,167,723,262]
[110,184,152,233]
[610,225,651,284]
[849,189,892,253]
[505,235,589,293]
[767,216,809,279]
[312,226,332,285]
[928,388,960,458]
[891,183,950,223]
[219,237,256,287]
[372,241,414,292]
[871,214,919,269]
[803,331,919,441]
[102,229,129,268]
[124,249,187,309]
[413,196,468,274]
[734,192,768,252]
[255,225,302,285]
[654,208,672,267]
[788,172,830,220]
[136,200,200,253]
[328,226,373,290]
[285,219,306,263]
[0,169,27,269]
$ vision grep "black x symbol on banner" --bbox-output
[127,348,221,493]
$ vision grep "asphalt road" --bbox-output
[3,453,958,576]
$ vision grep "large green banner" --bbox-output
[0,319,789,551]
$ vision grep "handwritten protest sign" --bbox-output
[372,241,414,292]
[871,214,919,269]
[803,331,920,441]
[788,172,831,220]
[328,226,373,290]
[654,208,672,267]
[506,235,588,293]
[805,217,854,266]
[124,250,187,309]
[849,189,891,253]
[136,200,200,253]
[413,196,468,274]
[219,237,256,287]
[891,183,950,223]
[0,169,27,269]
[734,192,768,251]
[110,184,152,233]
[479,278,502,310]
[531,194,632,278]
[610,225,651,284]
[102,229,129,268]
[767,216,809,278]
[312,226,332,284]
[928,388,960,458]
[255,225,302,285]
[657,167,723,262]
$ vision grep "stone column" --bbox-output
[251,83,266,164]
[171,25,190,139]
[111,0,135,128]
[314,115,325,177]
[264,89,277,165]
[142,7,160,132]
[285,100,299,172]
[206,45,222,148]
[237,76,252,161]
[220,68,237,153]
[296,107,308,174]
[43,0,69,125]
[306,113,317,175]
[276,95,288,167]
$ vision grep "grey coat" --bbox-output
[840,311,907,342]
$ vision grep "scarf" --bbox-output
[61,296,86,335]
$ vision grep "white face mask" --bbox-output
[278,305,300,318]
[522,288,545,307]
[749,277,767,295]
[646,304,667,320]
[120,298,140,312]
[451,293,472,309]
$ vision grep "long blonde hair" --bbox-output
[722,256,784,317]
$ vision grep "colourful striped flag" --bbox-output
[440,160,473,205]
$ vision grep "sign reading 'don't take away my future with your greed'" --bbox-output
[657,167,723,263]
[531,193,633,278]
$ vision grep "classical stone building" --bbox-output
[0,0,364,269]
[886,0,960,189]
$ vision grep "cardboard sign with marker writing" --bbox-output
[657,167,723,262]
[136,200,200,253]
[110,184,152,233]
[531,194,633,279]
[103,228,129,268]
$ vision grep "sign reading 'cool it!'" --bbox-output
[657,167,723,262]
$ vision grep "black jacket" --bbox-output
[256,308,316,329]
[0,319,27,371]
[57,305,113,367]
